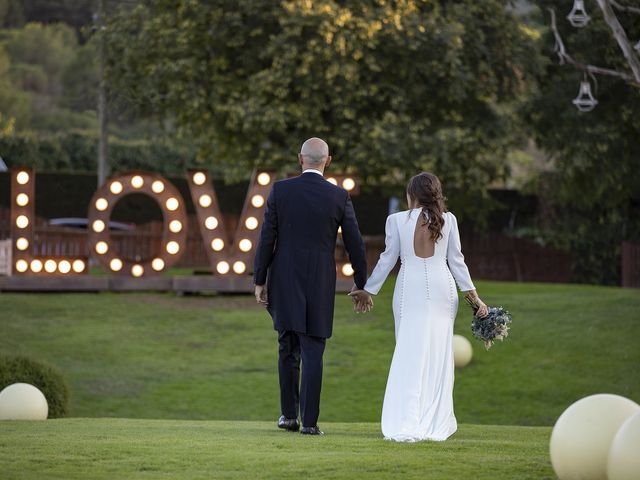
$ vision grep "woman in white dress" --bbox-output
[360,172,488,442]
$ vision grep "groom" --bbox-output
[253,137,370,435]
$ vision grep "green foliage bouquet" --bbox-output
[466,299,512,350]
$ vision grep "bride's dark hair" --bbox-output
[406,172,447,241]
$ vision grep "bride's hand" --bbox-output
[349,288,373,313]
[464,290,488,317]
[475,300,489,318]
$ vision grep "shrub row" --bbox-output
[0,130,196,175]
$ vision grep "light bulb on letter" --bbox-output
[251,195,265,208]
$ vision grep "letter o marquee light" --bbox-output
[88,172,188,276]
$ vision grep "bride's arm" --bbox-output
[363,214,400,295]
[447,212,488,317]
[446,212,475,292]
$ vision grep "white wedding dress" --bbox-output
[364,208,475,442]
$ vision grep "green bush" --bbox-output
[0,354,70,418]
[0,130,197,175]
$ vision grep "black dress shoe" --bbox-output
[277,415,300,432]
[300,426,324,435]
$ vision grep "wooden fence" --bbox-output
[622,242,640,288]
[0,206,575,283]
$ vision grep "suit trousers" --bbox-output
[278,330,326,427]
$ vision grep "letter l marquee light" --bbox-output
[10,167,87,275]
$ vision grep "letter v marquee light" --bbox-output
[187,169,275,276]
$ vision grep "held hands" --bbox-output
[254,284,268,307]
[348,285,374,313]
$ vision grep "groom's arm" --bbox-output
[253,185,278,286]
[340,193,367,290]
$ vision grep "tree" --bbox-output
[525,0,640,285]
[105,0,540,224]
[0,45,32,128]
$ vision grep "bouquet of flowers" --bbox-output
[465,297,512,350]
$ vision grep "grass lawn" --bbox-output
[1,280,638,426]
[0,419,554,479]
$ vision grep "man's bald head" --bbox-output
[299,137,330,167]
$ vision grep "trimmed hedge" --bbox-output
[0,355,70,418]
[0,130,196,175]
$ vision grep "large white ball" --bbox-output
[453,334,473,368]
[550,394,639,480]
[607,410,640,480]
[0,383,49,420]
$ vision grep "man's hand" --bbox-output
[348,285,373,313]
[255,284,268,307]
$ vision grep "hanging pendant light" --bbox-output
[567,0,590,27]
[572,79,598,112]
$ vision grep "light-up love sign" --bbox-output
[10,167,359,278]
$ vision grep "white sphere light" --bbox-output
[30,259,43,273]
[233,261,246,274]
[327,177,338,185]
[16,171,30,185]
[608,411,640,480]
[550,394,640,480]
[453,334,473,367]
[0,383,48,420]
[341,263,354,276]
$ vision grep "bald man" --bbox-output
[253,137,369,435]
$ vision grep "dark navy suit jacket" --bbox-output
[253,172,367,339]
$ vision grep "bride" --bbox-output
[352,172,488,442]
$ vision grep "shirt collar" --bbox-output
[302,169,324,177]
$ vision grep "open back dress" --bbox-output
[364,208,475,442]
